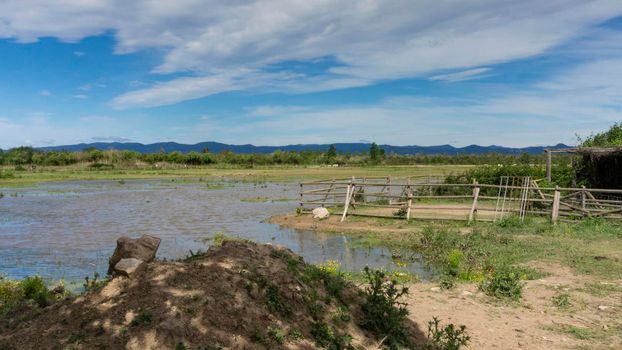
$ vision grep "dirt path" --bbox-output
[405,264,622,349]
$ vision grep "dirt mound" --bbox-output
[0,240,405,349]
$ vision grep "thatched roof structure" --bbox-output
[546,147,622,156]
[545,147,622,189]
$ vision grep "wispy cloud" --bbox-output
[91,136,132,142]
[72,94,88,99]
[38,89,51,96]
[1,1,621,108]
[429,68,492,82]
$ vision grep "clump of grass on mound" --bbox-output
[0,275,69,322]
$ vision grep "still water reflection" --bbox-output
[0,180,432,284]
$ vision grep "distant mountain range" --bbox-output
[37,141,572,155]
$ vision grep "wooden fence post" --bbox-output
[299,183,304,212]
[341,178,355,222]
[551,186,561,225]
[581,185,586,212]
[322,178,335,207]
[406,184,413,221]
[468,180,480,224]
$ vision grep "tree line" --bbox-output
[0,143,562,168]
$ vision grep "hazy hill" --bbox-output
[37,141,571,155]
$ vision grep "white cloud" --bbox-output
[72,94,88,99]
[1,0,621,108]
[38,89,51,96]
[429,68,491,82]
[91,136,132,142]
[73,51,85,57]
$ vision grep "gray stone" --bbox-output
[114,258,145,277]
[108,234,161,275]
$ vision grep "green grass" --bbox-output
[0,275,70,317]
[345,217,622,287]
[0,164,469,187]
[554,324,611,341]
[579,282,622,297]
[240,197,293,203]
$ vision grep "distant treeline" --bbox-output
[0,145,568,168]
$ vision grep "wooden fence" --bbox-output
[299,176,622,224]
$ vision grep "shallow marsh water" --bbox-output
[0,180,432,287]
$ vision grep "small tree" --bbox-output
[369,142,380,161]
[326,145,337,163]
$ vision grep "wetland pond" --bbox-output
[0,180,432,287]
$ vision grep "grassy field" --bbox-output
[0,164,472,187]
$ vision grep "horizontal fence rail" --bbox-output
[299,176,622,224]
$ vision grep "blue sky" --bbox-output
[1,1,622,149]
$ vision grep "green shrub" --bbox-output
[423,317,470,350]
[442,164,573,192]
[0,275,66,313]
[393,207,407,218]
[21,276,53,307]
[439,274,456,290]
[479,265,523,300]
[445,250,464,276]
[310,321,353,350]
[360,267,411,349]
[87,163,114,170]
[265,284,290,316]
[267,326,286,345]
[496,215,523,228]
[287,328,303,342]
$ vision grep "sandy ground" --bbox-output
[272,213,622,350]
[406,263,622,350]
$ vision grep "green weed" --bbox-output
[83,272,107,292]
[360,267,411,349]
[130,309,153,327]
[310,321,354,350]
[423,317,470,350]
[552,293,571,309]
[265,285,291,316]
[479,265,523,300]
[288,328,303,342]
[267,326,286,345]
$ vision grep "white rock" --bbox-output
[114,258,145,277]
[598,305,609,311]
[312,207,330,220]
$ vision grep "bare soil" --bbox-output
[1,240,415,350]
